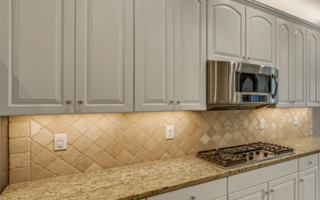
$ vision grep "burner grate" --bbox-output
[197,142,294,169]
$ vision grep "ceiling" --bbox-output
[254,0,320,26]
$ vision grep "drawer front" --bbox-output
[147,178,227,200]
[299,153,318,171]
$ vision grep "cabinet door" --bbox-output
[0,0,74,115]
[135,0,174,111]
[228,183,268,200]
[291,24,307,107]
[207,0,245,62]
[174,0,206,110]
[275,18,292,108]
[268,173,298,200]
[75,0,133,113]
[306,29,320,107]
[246,7,275,66]
[299,166,318,200]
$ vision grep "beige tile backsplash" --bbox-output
[8,108,312,184]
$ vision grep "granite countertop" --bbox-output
[2,136,320,200]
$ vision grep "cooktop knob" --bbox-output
[249,155,254,160]
[264,152,268,157]
[256,150,260,155]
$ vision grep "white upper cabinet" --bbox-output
[276,18,292,108]
[135,0,206,112]
[75,0,133,113]
[306,29,320,107]
[135,0,174,112]
[174,0,206,111]
[276,19,306,108]
[291,24,307,107]
[207,0,245,62]
[0,0,75,115]
[208,0,275,66]
[246,7,276,66]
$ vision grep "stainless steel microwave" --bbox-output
[207,61,279,110]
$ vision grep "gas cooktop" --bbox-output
[197,142,295,169]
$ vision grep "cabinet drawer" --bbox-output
[147,178,227,200]
[299,153,318,171]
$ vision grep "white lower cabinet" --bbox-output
[145,178,227,200]
[268,173,298,200]
[229,183,268,200]
[299,166,318,200]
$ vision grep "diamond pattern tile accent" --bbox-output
[8,108,312,183]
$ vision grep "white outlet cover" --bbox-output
[54,133,67,151]
[166,125,174,139]
[294,116,299,126]
[259,119,264,130]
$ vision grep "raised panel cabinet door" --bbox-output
[174,0,206,110]
[228,183,268,200]
[299,166,318,200]
[291,24,307,107]
[135,0,174,111]
[306,29,319,107]
[0,0,75,115]
[207,0,245,62]
[75,0,133,113]
[268,173,298,200]
[246,7,275,66]
[275,18,292,108]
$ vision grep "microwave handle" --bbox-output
[271,73,278,99]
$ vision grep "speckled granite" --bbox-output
[2,136,320,200]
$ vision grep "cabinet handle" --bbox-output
[78,100,83,104]
[308,161,313,164]
[248,57,251,60]
[300,179,304,182]
[270,189,274,193]
[176,101,181,104]
[169,100,174,104]
[65,100,71,104]
[191,195,196,200]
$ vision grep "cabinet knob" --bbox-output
[66,100,71,104]
[78,100,83,104]
[248,57,251,60]
[169,100,174,104]
[176,101,181,104]
[270,189,274,193]
[300,179,304,182]
[308,161,313,164]
[191,195,196,200]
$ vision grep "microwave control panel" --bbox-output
[242,95,267,102]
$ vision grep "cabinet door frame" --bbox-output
[246,7,276,66]
[134,0,175,112]
[268,173,298,200]
[0,0,75,115]
[174,0,206,111]
[228,183,268,200]
[207,0,245,62]
[291,24,307,107]
[299,166,318,200]
[306,28,320,107]
[275,18,292,108]
[75,0,133,113]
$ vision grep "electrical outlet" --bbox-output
[294,116,299,126]
[54,134,67,151]
[166,125,174,139]
[259,119,264,130]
